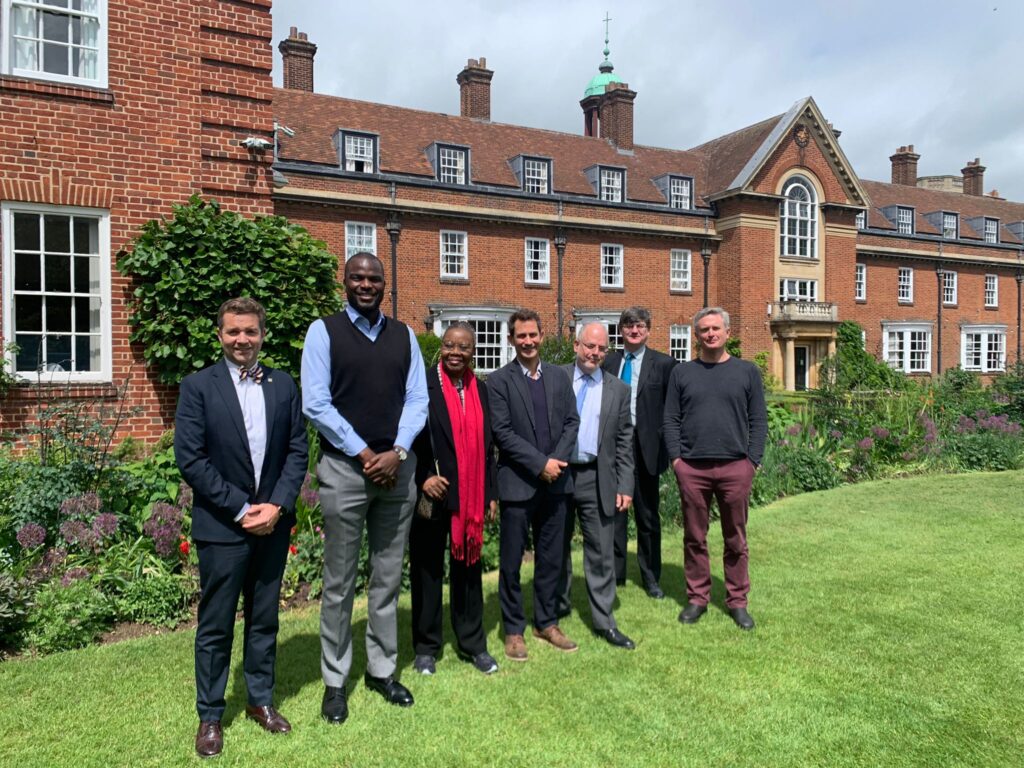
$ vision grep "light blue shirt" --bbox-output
[618,345,646,425]
[573,365,603,462]
[225,358,266,522]
[301,305,428,457]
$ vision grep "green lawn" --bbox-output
[2,472,1023,767]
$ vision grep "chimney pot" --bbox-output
[889,144,921,186]
[961,158,986,196]
[457,57,494,121]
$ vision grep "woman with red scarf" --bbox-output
[410,323,499,675]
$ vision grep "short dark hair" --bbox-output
[217,297,266,332]
[619,306,652,329]
[508,308,542,335]
[344,252,384,277]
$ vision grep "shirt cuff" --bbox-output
[235,502,250,522]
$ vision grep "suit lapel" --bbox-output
[428,373,456,450]
[509,361,535,429]
[597,375,612,446]
[636,348,652,395]
[213,362,249,448]
[540,364,557,433]
[261,366,278,452]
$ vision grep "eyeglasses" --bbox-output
[579,341,608,353]
[621,322,648,331]
[442,341,474,353]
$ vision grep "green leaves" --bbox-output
[117,196,343,384]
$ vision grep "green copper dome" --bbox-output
[583,59,622,98]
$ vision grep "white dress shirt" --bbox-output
[226,358,266,521]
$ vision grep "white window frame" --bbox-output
[779,278,818,302]
[668,177,692,209]
[984,217,999,244]
[2,202,111,383]
[961,325,1006,373]
[438,146,467,185]
[855,210,867,230]
[342,133,376,173]
[573,311,622,350]
[883,323,931,374]
[669,324,691,362]
[522,158,550,195]
[669,249,691,292]
[985,274,998,308]
[600,243,623,288]
[897,206,914,235]
[1,0,108,88]
[524,237,550,285]
[431,307,514,373]
[779,175,818,258]
[942,212,958,240]
[439,230,468,279]
[854,263,866,301]
[942,270,957,306]
[344,221,376,261]
[600,168,623,203]
[898,267,914,304]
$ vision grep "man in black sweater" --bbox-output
[663,307,768,630]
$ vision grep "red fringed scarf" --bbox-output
[439,364,486,564]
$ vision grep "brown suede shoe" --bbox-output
[504,633,528,662]
[195,721,223,758]
[533,624,578,652]
[245,704,292,734]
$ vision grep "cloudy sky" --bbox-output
[271,0,1024,201]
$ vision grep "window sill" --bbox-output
[600,286,625,293]
[943,304,958,309]
[984,305,999,311]
[439,276,469,285]
[0,75,114,104]
[779,255,820,264]
[897,301,914,307]
[669,289,693,296]
[4,381,118,400]
[524,281,551,289]
[855,299,867,304]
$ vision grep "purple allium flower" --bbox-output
[60,567,90,587]
[785,424,802,437]
[807,425,818,438]
[30,547,67,580]
[60,492,103,520]
[829,430,844,440]
[778,439,790,448]
[857,437,874,451]
[92,513,119,539]
[871,427,890,440]
[177,483,193,510]
[901,451,917,462]
[144,502,184,558]
[16,522,47,550]
[299,473,320,509]
[60,519,96,549]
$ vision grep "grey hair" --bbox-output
[618,306,652,328]
[692,306,730,330]
[443,321,476,342]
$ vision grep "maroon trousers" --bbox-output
[673,457,755,609]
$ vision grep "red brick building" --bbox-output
[3,8,1023,440]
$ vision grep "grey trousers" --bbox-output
[318,452,416,687]
[557,464,618,631]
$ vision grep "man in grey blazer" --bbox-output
[488,308,580,661]
[557,322,636,649]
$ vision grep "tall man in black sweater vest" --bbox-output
[663,307,768,630]
[488,309,580,661]
[301,253,428,722]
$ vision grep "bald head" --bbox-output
[574,322,609,374]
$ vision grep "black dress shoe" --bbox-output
[245,704,291,733]
[364,673,414,707]
[645,583,665,599]
[595,627,636,650]
[729,607,755,630]
[615,578,626,587]
[195,721,222,758]
[321,686,348,724]
[678,602,708,624]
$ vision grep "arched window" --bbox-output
[779,176,818,258]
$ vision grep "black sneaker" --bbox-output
[413,654,436,675]
[469,652,499,675]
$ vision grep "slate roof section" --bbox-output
[688,113,784,196]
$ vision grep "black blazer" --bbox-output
[603,347,678,475]
[174,360,308,544]
[488,360,580,501]
[412,367,497,511]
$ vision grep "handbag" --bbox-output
[415,424,443,519]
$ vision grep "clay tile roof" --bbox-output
[687,114,785,196]
[273,88,720,205]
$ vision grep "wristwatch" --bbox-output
[393,446,408,462]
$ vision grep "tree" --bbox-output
[118,196,343,384]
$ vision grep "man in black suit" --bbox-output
[603,306,678,599]
[175,297,308,759]
[488,309,580,661]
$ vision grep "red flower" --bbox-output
[179,539,190,555]
[290,526,297,536]
[289,544,298,555]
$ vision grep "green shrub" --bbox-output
[25,578,113,654]
[114,573,193,628]
[944,412,1024,471]
[417,332,442,369]
[0,572,35,650]
[539,334,576,365]
[117,196,344,383]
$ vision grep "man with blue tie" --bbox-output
[557,322,635,649]
[602,307,678,599]
[175,297,308,758]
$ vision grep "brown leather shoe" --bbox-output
[504,633,528,662]
[245,704,292,734]
[533,624,578,652]
[195,721,223,758]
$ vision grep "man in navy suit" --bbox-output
[175,297,307,759]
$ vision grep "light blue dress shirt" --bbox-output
[618,345,646,425]
[225,358,266,522]
[573,365,603,462]
[301,305,428,457]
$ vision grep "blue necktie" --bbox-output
[576,373,592,415]
[620,353,634,386]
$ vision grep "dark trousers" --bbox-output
[614,445,662,588]
[409,507,487,657]
[673,457,755,608]
[499,490,568,635]
[194,525,289,721]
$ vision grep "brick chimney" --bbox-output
[457,58,493,121]
[279,27,316,92]
[599,82,637,151]
[962,158,986,196]
[889,145,920,186]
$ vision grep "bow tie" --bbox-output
[238,364,264,384]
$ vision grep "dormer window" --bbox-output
[897,206,914,235]
[522,157,551,194]
[855,210,867,230]
[942,212,958,239]
[340,132,376,173]
[600,168,623,202]
[438,145,468,185]
[984,217,999,244]
[668,176,692,209]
